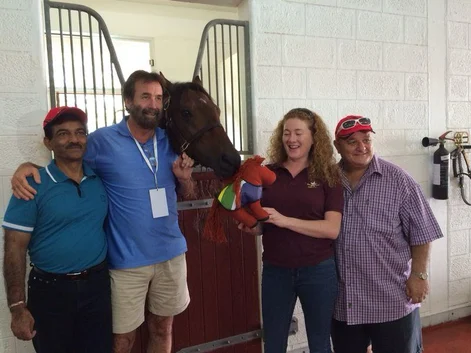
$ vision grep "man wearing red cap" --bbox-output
[2,107,111,352]
[330,115,443,353]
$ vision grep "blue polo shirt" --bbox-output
[2,161,108,274]
[85,118,187,269]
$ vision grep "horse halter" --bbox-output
[164,99,223,154]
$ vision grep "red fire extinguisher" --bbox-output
[422,131,451,200]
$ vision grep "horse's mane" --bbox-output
[230,155,264,208]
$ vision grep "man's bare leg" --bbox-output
[147,313,173,353]
[113,330,137,353]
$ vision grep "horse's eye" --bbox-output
[181,109,192,119]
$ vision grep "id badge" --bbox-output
[149,188,169,218]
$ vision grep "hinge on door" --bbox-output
[149,59,155,67]
[176,317,298,353]
[177,198,213,210]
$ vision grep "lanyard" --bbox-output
[128,123,159,188]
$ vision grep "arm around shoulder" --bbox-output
[11,162,43,201]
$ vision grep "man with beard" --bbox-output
[2,107,111,352]
[10,71,195,353]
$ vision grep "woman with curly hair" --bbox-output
[239,108,343,353]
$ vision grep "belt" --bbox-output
[32,260,107,280]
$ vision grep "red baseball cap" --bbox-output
[43,106,87,128]
[335,115,374,139]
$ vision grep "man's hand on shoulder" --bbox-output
[11,162,42,201]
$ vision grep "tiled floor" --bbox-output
[422,316,471,353]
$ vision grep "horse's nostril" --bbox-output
[221,153,241,168]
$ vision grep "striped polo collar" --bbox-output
[45,160,96,183]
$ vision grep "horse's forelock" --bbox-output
[169,82,210,99]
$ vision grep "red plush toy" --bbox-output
[203,155,276,242]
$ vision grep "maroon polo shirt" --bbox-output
[261,164,344,268]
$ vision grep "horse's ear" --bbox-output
[193,75,203,87]
[159,71,173,90]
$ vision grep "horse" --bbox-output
[203,155,277,242]
[159,73,241,179]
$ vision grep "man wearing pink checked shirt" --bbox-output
[331,116,443,353]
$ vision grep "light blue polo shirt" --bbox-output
[2,161,108,274]
[85,118,187,269]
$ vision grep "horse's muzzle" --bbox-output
[216,152,241,179]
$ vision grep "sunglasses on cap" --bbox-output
[337,117,371,134]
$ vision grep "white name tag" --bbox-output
[149,188,169,218]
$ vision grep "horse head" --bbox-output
[159,73,241,179]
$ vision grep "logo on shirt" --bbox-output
[307,181,319,189]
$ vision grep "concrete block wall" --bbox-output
[0,0,49,352]
[248,0,453,350]
[447,0,471,311]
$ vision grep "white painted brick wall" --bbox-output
[337,40,382,70]
[448,22,468,49]
[406,74,428,100]
[257,1,305,35]
[447,5,471,308]
[337,0,381,12]
[357,11,403,42]
[448,102,471,128]
[405,16,427,45]
[282,36,336,68]
[449,49,471,75]
[383,44,427,73]
[0,0,48,351]
[255,33,282,66]
[449,0,471,23]
[307,69,356,99]
[357,71,404,100]
[449,279,471,307]
[305,6,355,39]
[383,0,426,16]
[448,76,469,101]
[282,67,307,99]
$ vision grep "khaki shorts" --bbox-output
[110,253,190,334]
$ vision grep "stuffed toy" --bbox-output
[203,155,276,242]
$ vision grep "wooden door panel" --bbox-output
[133,172,262,353]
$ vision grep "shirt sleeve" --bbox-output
[324,181,344,214]
[84,131,98,170]
[400,182,444,246]
[2,194,38,233]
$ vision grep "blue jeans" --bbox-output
[332,309,423,353]
[262,257,338,353]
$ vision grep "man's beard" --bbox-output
[129,104,161,130]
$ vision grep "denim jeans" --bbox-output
[27,264,112,353]
[332,308,423,353]
[262,257,338,353]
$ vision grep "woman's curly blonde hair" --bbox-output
[266,108,340,187]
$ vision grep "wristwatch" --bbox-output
[412,271,429,280]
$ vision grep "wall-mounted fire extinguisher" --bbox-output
[422,131,452,200]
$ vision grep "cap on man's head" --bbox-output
[335,115,374,139]
[43,106,87,128]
